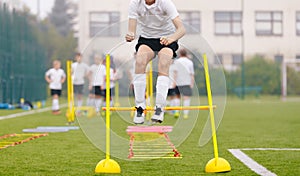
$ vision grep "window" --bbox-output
[214,54,223,64]
[232,54,243,65]
[256,11,283,36]
[179,11,201,34]
[297,12,300,35]
[214,11,242,35]
[89,12,120,37]
[274,55,283,63]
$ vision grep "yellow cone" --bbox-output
[95,159,121,174]
[205,157,231,173]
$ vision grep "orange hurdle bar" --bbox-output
[102,105,216,111]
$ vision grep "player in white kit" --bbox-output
[45,60,66,115]
[126,0,186,124]
[89,55,105,113]
[71,53,90,111]
[173,48,195,119]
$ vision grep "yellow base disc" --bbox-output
[205,157,231,173]
[95,159,121,174]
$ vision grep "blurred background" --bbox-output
[0,0,299,104]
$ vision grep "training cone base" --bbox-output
[95,159,121,174]
[205,157,231,173]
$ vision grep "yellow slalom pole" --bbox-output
[146,69,149,104]
[66,60,74,123]
[145,62,152,120]
[66,61,71,122]
[70,63,75,122]
[105,54,111,160]
[114,81,120,107]
[204,54,219,161]
[95,54,121,174]
[149,61,154,111]
[203,54,230,173]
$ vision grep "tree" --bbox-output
[226,56,281,95]
[48,0,74,37]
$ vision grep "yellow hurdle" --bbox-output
[102,105,216,111]
[94,53,230,174]
[114,81,121,107]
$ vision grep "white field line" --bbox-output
[240,148,300,151]
[228,148,300,176]
[228,149,277,176]
[0,104,68,120]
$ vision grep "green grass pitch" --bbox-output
[0,96,299,175]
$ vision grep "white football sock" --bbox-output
[174,98,180,114]
[155,76,170,108]
[95,99,102,112]
[133,74,146,109]
[183,98,191,115]
[52,99,59,111]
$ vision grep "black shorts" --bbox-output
[102,88,115,100]
[90,86,102,96]
[73,84,84,94]
[168,87,179,96]
[51,89,62,96]
[178,85,193,96]
[135,37,179,58]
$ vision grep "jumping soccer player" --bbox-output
[126,0,186,124]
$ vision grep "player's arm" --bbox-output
[61,72,66,84]
[126,18,137,42]
[190,73,195,89]
[45,72,52,83]
[160,16,186,45]
[190,63,195,88]
[87,67,93,89]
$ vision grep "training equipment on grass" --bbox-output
[94,54,121,174]
[66,60,75,124]
[102,105,216,111]
[126,126,181,159]
[202,54,231,173]
[78,21,229,174]
[0,133,48,150]
[75,106,96,118]
[36,126,80,130]
[23,126,80,133]
[66,61,97,121]
[23,128,69,133]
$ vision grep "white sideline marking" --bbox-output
[228,149,277,176]
[229,148,300,175]
[0,104,67,120]
[240,148,300,151]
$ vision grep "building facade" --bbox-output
[78,0,300,70]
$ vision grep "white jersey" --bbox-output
[174,57,194,86]
[128,0,179,38]
[45,68,66,90]
[90,64,105,86]
[71,62,90,85]
[103,67,115,89]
